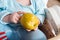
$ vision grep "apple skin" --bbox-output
[20,13,40,30]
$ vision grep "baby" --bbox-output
[0,0,48,40]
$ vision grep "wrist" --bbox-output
[3,14,11,23]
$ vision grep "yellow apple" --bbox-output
[20,12,40,30]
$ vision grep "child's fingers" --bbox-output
[26,27,38,32]
[34,27,38,31]
[13,19,18,23]
[17,11,25,17]
[15,17,19,21]
[16,13,20,19]
[11,16,18,23]
[17,11,25,15]
[26,29,31,32]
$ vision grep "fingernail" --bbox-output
[20,14,23,16]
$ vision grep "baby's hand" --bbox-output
[9,11,24,23]
[26,19,40,32]
[26,27,38,32]
[3,11,24,23]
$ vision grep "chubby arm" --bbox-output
[0,0,24,24]
[0,0,11,24]
[0,9,11,24]
[0,10,24,24]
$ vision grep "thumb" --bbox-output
[26,29,31,32]
[34,27,38,31]
[17,11,25,15]
[17,11,25,17]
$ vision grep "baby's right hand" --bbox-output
[3,11,24,24]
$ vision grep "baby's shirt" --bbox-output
[0,0,48,24]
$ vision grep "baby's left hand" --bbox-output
[26,19,40,32]
[26,27,38,32]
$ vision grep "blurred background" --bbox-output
[39,0,60,40]
[47,0,60,7]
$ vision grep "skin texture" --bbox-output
[3,0,31,23]
[3,0,40,31]
[3,11,24,24]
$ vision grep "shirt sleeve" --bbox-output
[35,0,48,24]
[0,0,11,24]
